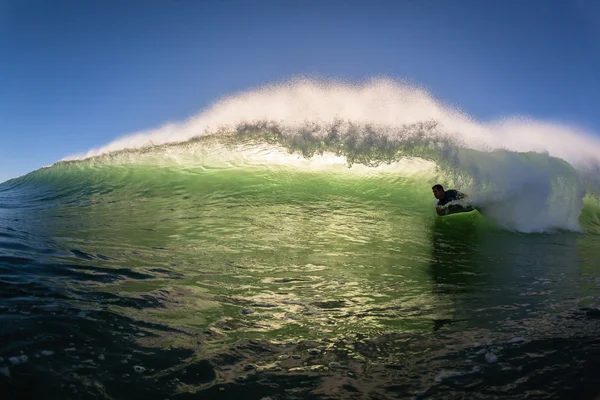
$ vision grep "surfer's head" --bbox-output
[432,184,445,199]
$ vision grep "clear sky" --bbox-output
[1,0,599,183]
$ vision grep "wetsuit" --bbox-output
[437,189,465,206]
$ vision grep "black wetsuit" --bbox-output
[437,189,465,206]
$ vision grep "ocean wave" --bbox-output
[7,78,600,233]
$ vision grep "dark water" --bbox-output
[2,146,600,399]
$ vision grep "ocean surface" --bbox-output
[2,80,600,399]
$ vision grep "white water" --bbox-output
[66,78,600,163]
[65,78,600,232]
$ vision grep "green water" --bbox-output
[20,155,600,336]
[2,141,600,398]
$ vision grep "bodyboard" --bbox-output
[437,202,478,216]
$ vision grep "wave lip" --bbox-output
[63,78,600,166]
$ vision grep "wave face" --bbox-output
[3,79,600,399]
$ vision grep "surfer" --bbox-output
[432,184,467,216]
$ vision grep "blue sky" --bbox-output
[1,0,599,183]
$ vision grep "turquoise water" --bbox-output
[2,133,600,399]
